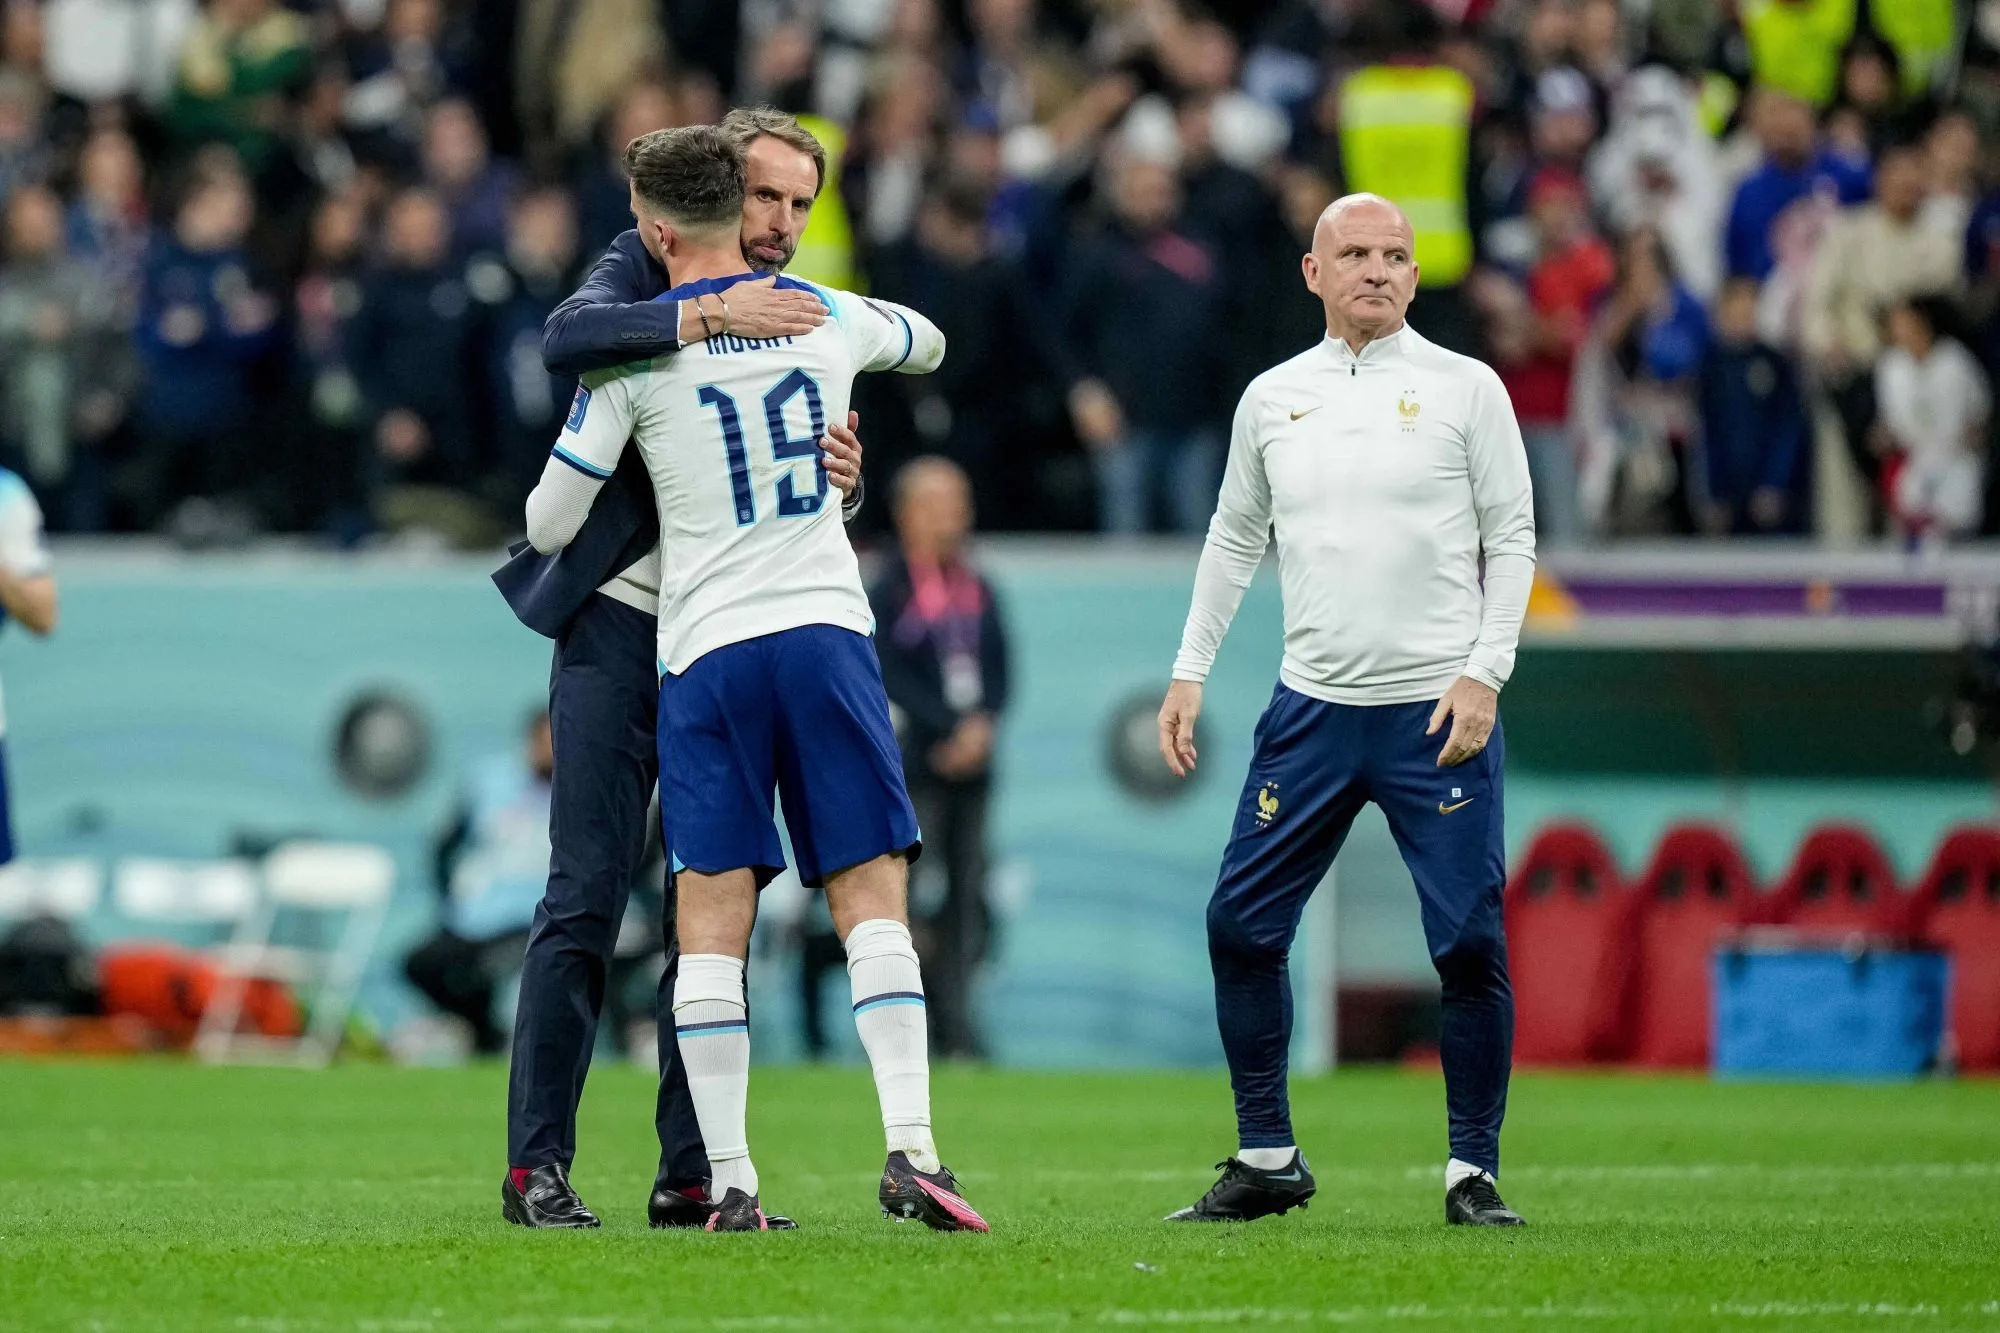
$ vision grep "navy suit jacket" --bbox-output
[491,232,675,638]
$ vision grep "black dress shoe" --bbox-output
[1445,1174,1525,1226]
[502,1164,600,1228]
[650,1184,798,1230]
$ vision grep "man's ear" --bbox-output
[1302,251,1320,296]
[653,218,677,257]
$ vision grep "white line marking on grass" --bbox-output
[807,1162,2000,1189]
[1094,1306,1633,1324]
[1088,1303,1999,1326]
[1711,1303,1948,1319]
[67,1177,470,1190]
[1400,1163,2000,1184]
[181,1303,2000,1332]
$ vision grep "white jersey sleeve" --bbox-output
[1172,384,1273,683]
[525,366,644,553]
[823,288,946,375]
[0,472,50,578]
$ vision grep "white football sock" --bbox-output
[1445,1158,1493,1190]
[844,918,939,1173]
[1238,1146,1297,1171]
[673,953,757,1199]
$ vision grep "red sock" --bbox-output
[509,1167,532,1193]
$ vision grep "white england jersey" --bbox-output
[0,469,50,737]
[551,272,943,673]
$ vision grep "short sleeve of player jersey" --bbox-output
[0,471,50,578]
[552,365,644,480]
[822,287,920,373]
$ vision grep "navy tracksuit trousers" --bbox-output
[505,593,707,1189]
[1208,685,1514,1174]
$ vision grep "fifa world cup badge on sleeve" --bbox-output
[566,385,592,431]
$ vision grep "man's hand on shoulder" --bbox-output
[1158,679,1203,778]
[683,276,828,343]
[1428,676,1498,768]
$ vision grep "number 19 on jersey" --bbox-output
[698,369,830,527]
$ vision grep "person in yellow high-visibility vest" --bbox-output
[1334,26,1478,355]
[786,113,859,292]
[1869,0,1958,97]
[1740,0,1857,107]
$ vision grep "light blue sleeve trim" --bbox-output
[551,443,615,479]
[812,283,844,326]
[888,309,914,371]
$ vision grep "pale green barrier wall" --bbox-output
[7,546,1992,1063]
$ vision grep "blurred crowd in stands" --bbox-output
[0,0,1995,545]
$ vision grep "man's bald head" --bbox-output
[894,455,974,560]
[1311,192,1413,253]
[1303,192,1419,348]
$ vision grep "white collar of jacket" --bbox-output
[1319,324,1418,369]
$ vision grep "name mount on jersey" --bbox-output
[704,333,798,357]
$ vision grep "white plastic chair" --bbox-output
[0,858,104,920]
[196,841,394,1067]
[113,857,258,925]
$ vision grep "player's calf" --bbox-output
[842,917,939,1165]
[672,944,761,1211]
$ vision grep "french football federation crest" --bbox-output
[1397,391,1421,432]
[1256,784,1280,824]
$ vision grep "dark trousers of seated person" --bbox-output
[910,775,993,1060]
[404,929,530,1054]
[798,922,847,1059]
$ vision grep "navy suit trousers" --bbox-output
[505,593,707,1189]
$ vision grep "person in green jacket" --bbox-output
[167,0,312,170]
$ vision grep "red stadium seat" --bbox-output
[1910,828,2000,1072]
[1629,825,1756,1069]
[1505,823,1637,1065]
[1768,824,1906,936]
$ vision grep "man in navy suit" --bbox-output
[494,107,864,1230]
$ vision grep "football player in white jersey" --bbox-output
[0,468,56,863]
[524,125,986,1234]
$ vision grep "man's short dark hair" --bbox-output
[719,106,828,198]
[624,124,745,228]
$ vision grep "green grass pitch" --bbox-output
[1,1061,1996,1330]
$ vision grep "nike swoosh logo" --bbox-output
[1265,1168,1305,1182]
[1438,799,1475,814]
[1289,406,1321,421]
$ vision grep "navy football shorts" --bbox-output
[657,624,920,888]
